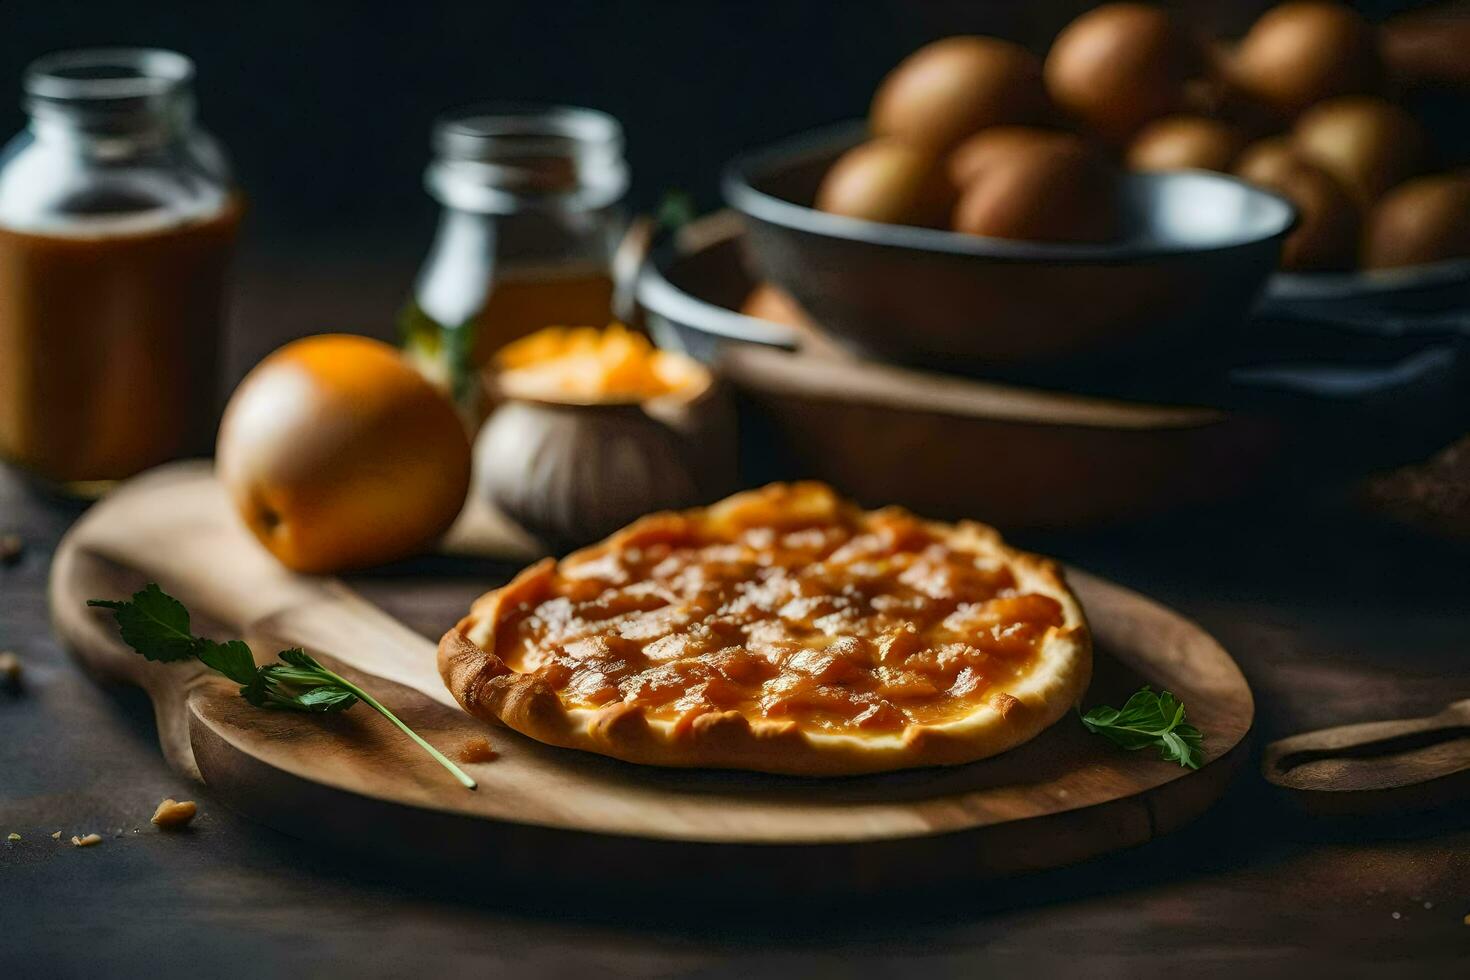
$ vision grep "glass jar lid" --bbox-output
[23,48,195,136]
[425,104,629,214]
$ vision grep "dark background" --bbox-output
[0,1,1445,370]
[0,1,1431,251]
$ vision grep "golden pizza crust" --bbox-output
[438,483,1091,776]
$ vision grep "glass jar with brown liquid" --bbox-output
[0,48,239,496]
[401,105,628,406]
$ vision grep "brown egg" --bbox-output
[1127,115,1245,172]
[1230,2,1379,117]
[870,36,1047,151]
[1043,3,1202,144]
[1363,173,1470,269]
[1249,160,1361,271]
[945,126,1088,189]
[952,142,1119,243]
[815,139,953,227]
[1234,136,1304,187]
[1291,96,1425,206]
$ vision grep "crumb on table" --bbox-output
[5,832,19,842]
[0,650,21,691]
[70,833,102,847]
[151,798,198,830]
[458,736,498,764]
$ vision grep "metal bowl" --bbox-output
[722,125,1294,382]
[636,211,796,363]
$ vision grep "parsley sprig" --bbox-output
[89,584,476,790]
[1080,686,1205,769]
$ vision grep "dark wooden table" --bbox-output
[3,256,1468,977]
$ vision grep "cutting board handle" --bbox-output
[51,544,215,779]
[48,464,456,778]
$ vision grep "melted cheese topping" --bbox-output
[492,508,1063,734]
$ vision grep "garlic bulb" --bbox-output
[475,399,706,550]
[474,325,735,549]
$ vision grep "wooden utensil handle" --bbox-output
[1272,721,1469,771]
[1269,702,1470,759]
[1262,699,1470,811]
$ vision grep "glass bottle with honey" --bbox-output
[0,48,240,496]
[401,105,628,407]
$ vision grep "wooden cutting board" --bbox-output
[50,462,1253,898]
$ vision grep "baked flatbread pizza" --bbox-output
[439,483,1091,775]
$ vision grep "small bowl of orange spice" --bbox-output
[476,325,734,549]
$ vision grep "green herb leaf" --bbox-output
[90,584,475,789]
[87,584,200,663]
[1080,686,1205,769]
[292,685,361,711]
[656,189,697,233]
[196,639,258,685]
[243,649,360,713]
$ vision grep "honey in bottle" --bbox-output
[0,49,239,494]
[401,105,627,403]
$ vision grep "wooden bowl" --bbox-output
[637,212,1470,525]
[723,125,1294,383]
[637,214,1282,529]
[719,346,1279,529]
